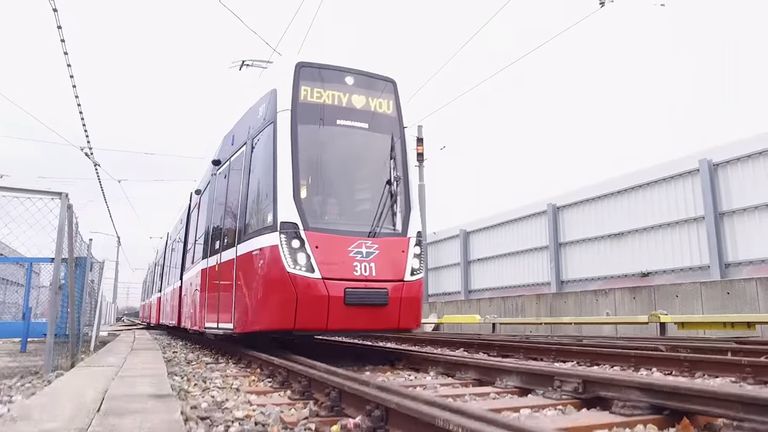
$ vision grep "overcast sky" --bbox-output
[1,0,767,306]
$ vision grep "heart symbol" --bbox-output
[351,94,367,109]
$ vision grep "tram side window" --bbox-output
[193,185,210,264]
[157,249,166,292]
[208,166,230,257]
[164,239,173,287]
[244,124,275,237]
[221,151,245,251]
[185,203,199,270]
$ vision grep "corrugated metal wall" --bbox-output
[558,171,707,280]
[716,150,768,264]
[426,234,461,295]
[426,148,768,298]
[468,212,549,291]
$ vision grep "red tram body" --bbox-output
[139,62,423,333]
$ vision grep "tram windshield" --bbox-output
[293,65,409,237]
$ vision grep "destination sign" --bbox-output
[298,84,396,116]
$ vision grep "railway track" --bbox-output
[178,331,543,432]
[353,332,768,382]
[172,330,768,431]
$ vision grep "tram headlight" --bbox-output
[278,222,317,276]
[411,258,421,270]
[405,231,425,280]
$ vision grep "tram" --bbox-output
[139,62,423,333]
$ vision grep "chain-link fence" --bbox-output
[0,186,105,373]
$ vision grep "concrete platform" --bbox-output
[1,330,184,432]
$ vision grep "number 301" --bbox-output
[353,262,376,276]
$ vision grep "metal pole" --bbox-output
[459,229,469,299]
[43,193,68,374]
[66,204,77,369]
[698,158,725,279]
[90,272,104,352]
[416,125,428,301]
[546,203,563,292]
[78,239,93,354]
[112,237,120,323]
[20,263,34,353]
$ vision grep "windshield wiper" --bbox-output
[367,134,400,238]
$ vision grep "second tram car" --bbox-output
[139,62,423,333]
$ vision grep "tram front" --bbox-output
[280,62,424,331]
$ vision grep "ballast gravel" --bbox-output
[154,333,320,432]
[331,336,768,391]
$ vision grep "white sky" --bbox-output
[1,0,767,306]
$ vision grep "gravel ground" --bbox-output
[154,332,329,432]
[332,337,768,391]
[0,339,66,419]
[0,333,119,420]
[0,370,64,418]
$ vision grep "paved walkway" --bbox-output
[2,330,184,432]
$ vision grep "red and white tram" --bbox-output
[139,62,423,333]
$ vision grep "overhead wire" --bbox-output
[0,135,205,160]
[297,0,324,55]
[259,0,306,78]
[46,0,145,271]
[3,174,197,183]
[406,0,512,103]
[218,0,282,55]
[0,91,82,154]
[410,6,603,126]
[48,0,121,236]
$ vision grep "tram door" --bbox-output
[204,149,245,330]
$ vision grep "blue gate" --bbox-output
[0,256,88,352]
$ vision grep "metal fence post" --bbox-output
[20,263,34,353]
[43,193,68,374]
[90,282,104,353]
[66,204,77,369]
[78,239,93,354]
[459,229,470,299]
[699,158,725,279]
[547,203,563,292]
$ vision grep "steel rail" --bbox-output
[414,332,768,356]
[313,338,768,425]
[461,333,768,346]
[178,332,551,432]
[360,333,768,380]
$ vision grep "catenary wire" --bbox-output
[48,0,121,238]
[46,0,145,271]
[218,0,282,55]
[410,6,603,126]
[260,0,306,78]
[0,135,205,160]
[297,0,324,55]
[1,174,196,183]
[406,0,512,103]
[0,91,82,153]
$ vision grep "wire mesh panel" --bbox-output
[0,261,26,322]
[0,187,104,373]
[0,261,54,340]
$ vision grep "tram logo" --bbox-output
[348,240,379,261]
